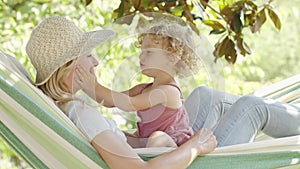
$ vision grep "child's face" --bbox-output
[139,35,178,77]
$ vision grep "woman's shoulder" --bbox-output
[59,96,127,142]
[60,96,113,128]
[60,95,83,106]
[59,96,92,115]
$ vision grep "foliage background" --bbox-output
[0,0,299,168]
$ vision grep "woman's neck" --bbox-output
[61,78,79,94]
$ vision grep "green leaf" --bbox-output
[267,8,281,30]
[236,36,251,56]
[250,9,266,33]
[218,0,234,11]
[117,0,125,18]
[170,5,185,13]
[244,0,257,11]
[131,0,140,9]
[214,36,237,64]
[200,0,209,8]
[220,6,234,19]
[203,20,225,29]
[225,42,237,64]
[214,38,226,59]
[157,0,177,3]
[233,12,243,33]
[85,0,92,6]
[209,29,226,35]
[31,0,52,3]
[141,0,155,8]
[214,36,228,58]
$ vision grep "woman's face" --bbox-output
[63,54,99,93]
[76,54,99,73]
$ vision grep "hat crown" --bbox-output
[25,16,114,85]
[26,16,84,84]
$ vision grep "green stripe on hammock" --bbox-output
[0,122,46,169]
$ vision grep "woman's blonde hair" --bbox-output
[38,59,77,105]
[136,23,200,77]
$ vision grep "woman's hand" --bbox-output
[191,128,217,155]
[75,65,97,100]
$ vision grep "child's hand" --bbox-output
[75,65,97,100]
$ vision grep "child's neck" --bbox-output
[152,74,176,87]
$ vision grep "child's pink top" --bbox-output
[137,83,193,146]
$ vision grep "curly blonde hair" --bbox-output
[136,23,200,77]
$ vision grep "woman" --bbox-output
[26,16,217,169]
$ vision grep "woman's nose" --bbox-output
[92,56,99,66]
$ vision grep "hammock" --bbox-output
[0,50,299,169]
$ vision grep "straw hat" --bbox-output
[26,16,114,85]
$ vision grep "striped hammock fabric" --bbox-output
[0,50,299,169]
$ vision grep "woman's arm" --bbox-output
[92,128,217,169]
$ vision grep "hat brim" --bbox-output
[80,30,115,58]
[35,29,115,86]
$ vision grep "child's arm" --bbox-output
[74,65,149,107]
[122,83,149,97]
[92,80,175,111]
[75,66,181,111]
[104,83,149,107]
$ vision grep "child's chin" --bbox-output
[141,70,153,77]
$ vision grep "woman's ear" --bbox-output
[169,54,180,65]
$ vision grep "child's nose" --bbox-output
[139,53,145,61]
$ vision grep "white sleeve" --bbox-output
[65,100,126,142]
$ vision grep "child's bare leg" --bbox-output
[126,135,142,148]
[146,131,177,147]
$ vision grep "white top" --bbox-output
[59,96,126,142]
